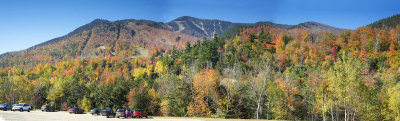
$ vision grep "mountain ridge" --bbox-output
[167,16,345,38]
[0,18,199,67]
[289,21,345,34]
[0,16,348,67]
[28,19,111,50]
[3,16,346,54]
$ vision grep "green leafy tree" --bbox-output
[326,51,365,121]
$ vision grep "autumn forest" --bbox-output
[1,14,400,121]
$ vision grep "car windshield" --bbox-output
[92,108,97,110]
[117,109,124,112]
[42,105,48,108]
[105,108,111,111]
[16,104,23,106]
[0,104,5,106]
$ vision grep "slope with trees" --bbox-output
[0,16,400,120]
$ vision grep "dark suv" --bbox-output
[90,108,100,115]
[68,107,84,114]
[100,108,116,118]
[41,105,55,112]
[0,104,12,111]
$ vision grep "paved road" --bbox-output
[0,110,202,121]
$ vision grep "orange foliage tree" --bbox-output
[187,69,219,117]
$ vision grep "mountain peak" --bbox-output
[85,19,111,28]
[302,21,320,24]
[171,16,205,22]
[168,16,238,38]
[172,16,227,23]
[92,18,109,22]
[174,16,197,21]
[291,21,345,34]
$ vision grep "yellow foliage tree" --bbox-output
[160,99,170,116]
[187,69,219,117]
[148,88,160,115]
[155,61,168,74]
[388,82,400,120]
[193,69,218,96]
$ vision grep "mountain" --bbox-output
[167,16,249,38]
[290,21,345,34]
[368,14,400,28]
[167,16,345,38]
[29,19,111,50]
[0,16,346,67]
[254,21,293,29]
[0,19,198,67]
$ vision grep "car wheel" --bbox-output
[27,109,30,112]
[107,115,109,118]
[145,116,148,118]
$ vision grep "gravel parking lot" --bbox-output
[0,110,203,121]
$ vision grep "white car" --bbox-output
[12,104,31,112]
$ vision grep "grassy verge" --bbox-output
[152,116,282,121]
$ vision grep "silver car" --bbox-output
[12,104,31,112]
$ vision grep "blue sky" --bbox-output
[0,0,399,54]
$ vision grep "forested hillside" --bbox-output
[290,21,345,34]
[0,19,198,68]
[368,14,400,28]
[1,19,400,120]
[0,16,345,68]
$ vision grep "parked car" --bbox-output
[100,108,116,118]
[41,105,55,112]
[116,109,130,118]
[90,108,100,115]
[132,109,148,118]
[0,104,12,111]
[12,103,31,112]
[68,107,84,114]
[11,104,17,111]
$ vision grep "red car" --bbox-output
[132,109,148,118]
